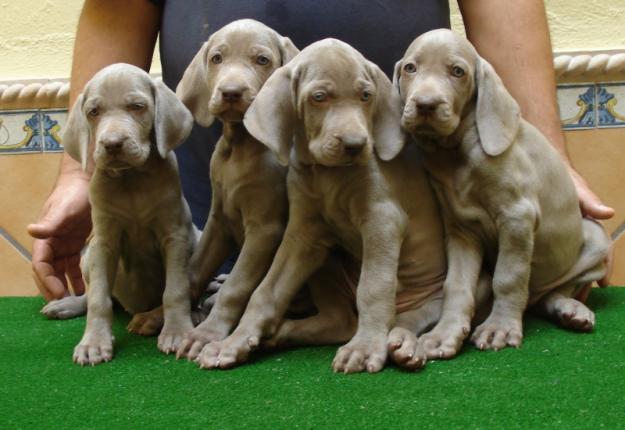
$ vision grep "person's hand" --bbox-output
[567,165,615,220]
[27,175,92,301]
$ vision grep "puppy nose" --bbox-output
[338,134,367,156]
[100,135,126,154]
[219,85,244,103]
[415,96,442,116]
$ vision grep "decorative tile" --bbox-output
[41,109,67,152]
[596,83,625,128]
[557,84,596,129]
[0,110,43,153]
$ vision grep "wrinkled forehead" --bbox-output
[404,30,477,65]
[296,42,373,87]
[209,21,279,54]
[85,70,153,103]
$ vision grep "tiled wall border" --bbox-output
[0,109,66,154]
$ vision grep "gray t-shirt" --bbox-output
[156,0,450,226]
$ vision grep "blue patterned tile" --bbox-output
[596,83,625,128]
[557,84,596,129]
[41,109,68,152]
[0,110,43,153]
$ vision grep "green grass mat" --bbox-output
[1,289,624,429]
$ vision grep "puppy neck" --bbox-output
[222,121,250,143]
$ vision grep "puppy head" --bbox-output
[244,38,405,167]
[176,19,299,127]
[63,64,193,172]
[394,29,520,156]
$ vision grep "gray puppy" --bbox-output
[394,29,610,358]
[47,64,195,365]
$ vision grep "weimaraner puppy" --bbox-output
[48,63,196,365]
[194,39,453,373]
[394,29,610,357]
[173,19,299,360]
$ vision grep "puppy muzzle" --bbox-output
[402,93,455,137]
[312,133,372,167]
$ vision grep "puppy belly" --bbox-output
[112,255,165,315]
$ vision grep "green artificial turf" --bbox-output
[1,289,624,429]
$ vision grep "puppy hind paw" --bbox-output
[388,327,426,371]
[554,299,595,332]
[127,313,163,336]
[41,296,86,320]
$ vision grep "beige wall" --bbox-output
[1,1,624,81]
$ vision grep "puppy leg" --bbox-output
[332,217,403,374]
[73,222,121,365]
[156,226,195,354]
[420,232,483,359]
[41,295,87,320]
[189,210,236,301]
[196,218,332,369]
[472,215,534,350]
[128,306,164,336]
[178,223,284,360]
[265,262,357,348]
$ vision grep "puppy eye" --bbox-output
[256,55,270,66]
[361,91,372,102]
[211,54,223,64]
[452,66,465,78]
[87,108,99,117]
[403,63,417,73]
[129,103,146,111]
[311,91,327,103]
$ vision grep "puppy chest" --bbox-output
[430,177,497,242]
[117,226,163,272]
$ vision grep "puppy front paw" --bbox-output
[332,333,387,374]
[195,333,260,370]
[471,316,523,350]
[388,327,426,371]
[419,320,470,359]
[73,331,114,366]
[158,319,193,355]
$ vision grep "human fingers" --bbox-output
[31,239,69,301]
[569,167,615,220]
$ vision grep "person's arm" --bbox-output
[458,0,615,220]
[28,0,161,301]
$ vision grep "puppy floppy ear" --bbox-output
[244,65,297,166]
[278,36,299,65]
[63,94,90,171]
[392,60,402,97]
[176,42,214,127]
[153,79,194,158]
[475,58,521,156]
[369,62,406,161]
